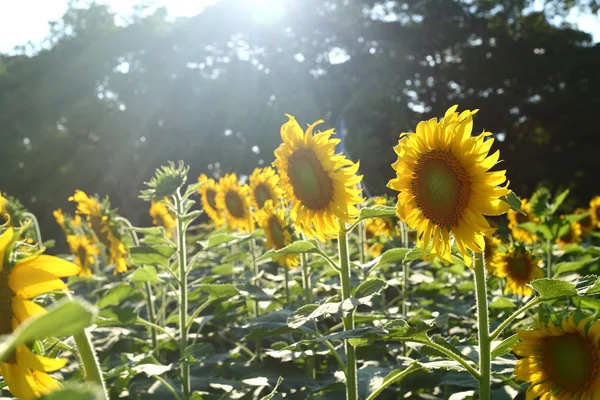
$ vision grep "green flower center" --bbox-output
[268,216,286,249]
[254,184,273,210]
[412,150,470,227]
[287,148,333,210]
[206,189,218,210]
[225,190,246,219]
[542,333,595,391]
[0,269,12,337]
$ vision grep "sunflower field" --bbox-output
[1,106,600,400]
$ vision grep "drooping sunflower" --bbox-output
[149,201,176,237]
[387,105,510,265]
[66,235,101,276]
[514,313,600,399]
[0,228,80,399]
[273,115,364,241]
[556,219,583,246]
[574,208,594,237]
[197,174,225,226]
[589,196,600,230]
[216,174,253,232]
[507,198,539,244]
[257,200,299,268]
[490,247,543,296]
[249,167,283,214]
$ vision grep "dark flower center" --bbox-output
[225,190,246,218]
[542,333,595,391]
[287,148,333,210]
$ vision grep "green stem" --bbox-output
[250,238,262,362]
[283,265,291,306]
[402,260,410,357]
[175,192,190,400]
[546,239,553,278]
[489,298,542,340]
[301,251,313,303]
[144,282,158,348]
[358,220,366,265]
[473,251,491,400]
[338,223,358,400]
[411,339,480,379]
[73,330,109,400]
[365,363,422,400]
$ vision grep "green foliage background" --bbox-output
[1,0,599,242]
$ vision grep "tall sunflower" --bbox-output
[216,174,253,233]
[249,167,283,212]
[273,115,363,241]
[0,228,80,399]
[590,196,600,230]
[197,174,224,226]
[490,247,543,296]
[66,235,101,276]
[149,201,176,237]
[257,201,298,268]
[387,105,510,265]
[514,313,600,399]
[556,219,583,246]
[507,198,538,244]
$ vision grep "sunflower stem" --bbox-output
[300,250,315,377]
[473,251,491,400]
[546,239,553,278]
[250,237,262,363]
[338,223,358,400]
[402,260,410,356]
[489,298,542,340]
[174,191,190,400]
[73,329,109,400]
[283,265,291,306]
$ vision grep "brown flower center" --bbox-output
[206,189,218,210]
[268,216,286,249]
[411,150,470,227]
[254,183,273,210]
[542,333,596,391]
[287,148,333,210]
[225,190,246,218]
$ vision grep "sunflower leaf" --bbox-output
[129,245,176,267]
[39,384,104,400]
[196,284,240,299]
[364,363,422,400]
[358,205,396,221]
[354,279,388,300]
[500,191,525,215]
[0,297,97,363]
[281,327,387,350]
[554,258,599,277]
[529,188,551,218]
[491,334,519,359]
[361,248,414,275]
[259,376,284,400]
[199,232,254,250]
[530,275,600,299]
[550,189,570,215]
[256,240,320,262]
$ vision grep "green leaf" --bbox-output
[129,265,162,284]
[287,299,357,328]
[199,232,253,250]
[0,297,97,362]
[132,363,173,377]
[256,240,320,262]
[529,188,551,218]
[260,376,283,400]
[129,245,176,267]
[354,279,388,301]
[97,284,142,309]
[530,275,600,299]
[125,226,165,237]
[365,364,422,400]
[384,315,448,341]
[491,335,519,359]
[358,205,396,220]
[489,297,516,309]
[39,384,104,400]
[500,191,525,215]
[196,284,239,299]
[211,263,235,275]
[361,248,415,275]
[554,258,599,277]
[550,189,570,214]
[236,283,272,301]
[283,327,387,350]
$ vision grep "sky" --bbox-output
[0,0,599,54]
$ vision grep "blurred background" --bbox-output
[0,0,599,239]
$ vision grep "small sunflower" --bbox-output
[507,198,539,244]
[574,208,594,237]
[216,174,253,232]
[198,174,224,226]
[0,228,80,399]
[490,247,543,296]
[249,167,283,214]
[66,235,101,276]
[149,201,176,237]
[53,209,66,231]
[365,217,395,258]
[556,219,583,246]
[387,105,510,265]
[589,196,600,230]
[483,235,502,273]
[0,193,7,222]
[108,234,129,274]
[514,313,600,399]
[273,115,363,241]
[257,201,298,268]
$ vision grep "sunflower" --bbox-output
[53,209,66,231]
[514,313,600,399]
[574,208,594,237]
[556,220,583,246]
[483,235,502,273]
[273,115,363,241]
[364,217,395,258]
[197,174,225,226]
[490,247,543,296]
[387,105,510,265]
[257,201,298,268]
[66,235,100,276]
[590,196,600,230]
[149,201,176,237]
[0,193,7,222]
[216,174,253,232]
[507,198,539,244]
[0,228,80,399]
[249,167,283,214]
